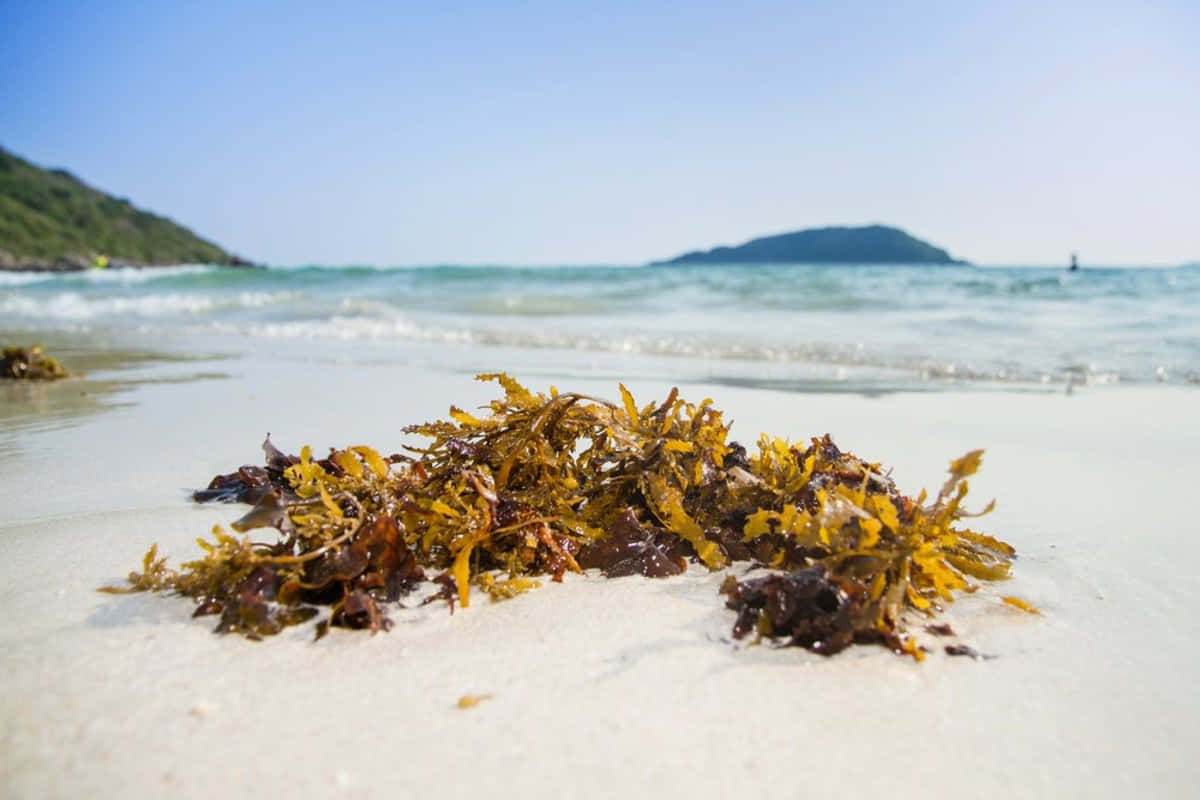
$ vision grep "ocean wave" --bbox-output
[213,315,421,341]
[0,290,295,319]
[0,265,221,288]
[0,272,55,287]
[4,263,1197,389]
[202,314,1138,386]
[72,265,221,284]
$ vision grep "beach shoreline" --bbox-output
[2,349,1197,798]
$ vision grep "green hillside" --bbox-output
[0,147,240,270]
[658,225,965,265]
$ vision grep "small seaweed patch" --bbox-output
[2,345,68,380]
[104,374,1019,657]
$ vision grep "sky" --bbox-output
[1,0,1197,266]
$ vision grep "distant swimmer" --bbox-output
[1069,252,1079,272]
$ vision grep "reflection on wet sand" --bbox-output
[0,331,231,444]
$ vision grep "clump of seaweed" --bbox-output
[105,374,1018,657]
[2,345,68,380]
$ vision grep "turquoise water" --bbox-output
[2,263,1197,391]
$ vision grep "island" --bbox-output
[655,224,966,265]
[0,146,251,271]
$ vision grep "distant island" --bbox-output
[656,225,966,265]
[0,147,250,271]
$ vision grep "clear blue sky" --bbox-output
[2,0,1197,265]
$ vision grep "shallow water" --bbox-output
[3,262,1198,390]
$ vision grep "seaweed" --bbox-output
[1,345,68,380]
[456,693,493,709]
[719,566,877,655]
[944,644,992,659]
[1001,595,1040,614]
[576,509,688,578]
[106,374,1021,657]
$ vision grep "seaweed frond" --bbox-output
[2,345,68,380]
[105,374,1017,657]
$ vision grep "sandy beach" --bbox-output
[2,347,1197,799]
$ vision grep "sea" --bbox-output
[2,263,1198,393]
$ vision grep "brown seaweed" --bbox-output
[576,509,687,578]
[944,644,990,659]
[192,436,298,504]
[106,374,1022,657]
[720,566,874,655]
[2,345,68,380]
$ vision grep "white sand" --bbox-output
[2,359,1198,798]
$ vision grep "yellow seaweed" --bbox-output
[109,374,1018,657]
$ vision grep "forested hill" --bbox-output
[658,225,965,265]
[0,147,243,271]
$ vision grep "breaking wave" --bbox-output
[1,290,295,319]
